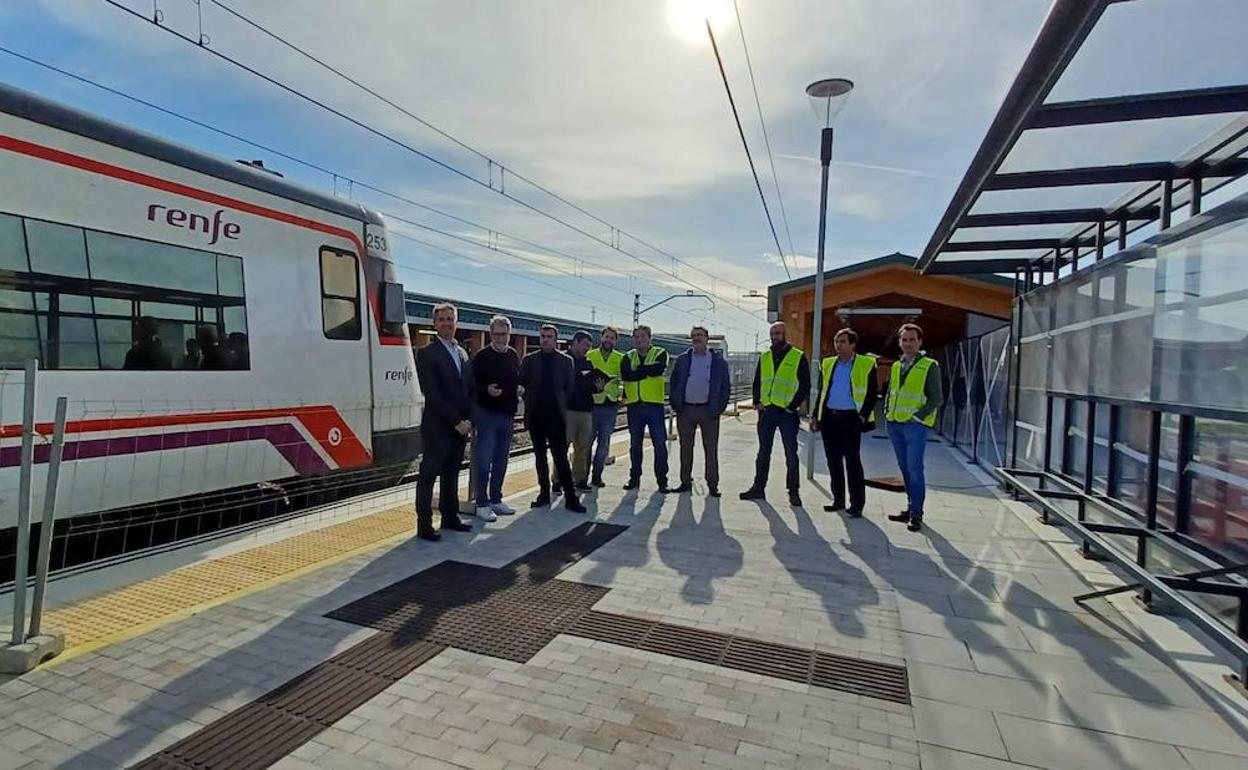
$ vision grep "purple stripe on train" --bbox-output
[0,423,331,475]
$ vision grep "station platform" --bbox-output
[1,414,1246,769]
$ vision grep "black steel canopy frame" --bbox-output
[916,0,1248,688]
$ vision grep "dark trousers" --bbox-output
[676,405,720,488]
[529,414,576,500]
[753,407,800,492]
[820,408,865,509]
[627,404,669,485]
[416,423,467,530]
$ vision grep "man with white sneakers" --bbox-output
[471,315,522,522]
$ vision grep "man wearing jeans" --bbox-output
[620,325,670,492]
[586,327,624,487]
[471,315,521,522]
[885,323,943,532]
[670,326,731,496]
[740,322,809,507]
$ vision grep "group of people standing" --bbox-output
[412,300,943,542]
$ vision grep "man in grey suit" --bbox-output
[413,302,475,541]
[519,324,587,513]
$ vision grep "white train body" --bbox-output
[0,83,421,531]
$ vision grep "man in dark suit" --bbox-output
[414,302,474,541]
[519,324,587,513]
[669,325,732,496]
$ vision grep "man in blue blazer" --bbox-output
[669,326,732,496]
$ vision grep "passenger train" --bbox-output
[0,83,421,577]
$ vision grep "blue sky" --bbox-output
[2,0,1245,350]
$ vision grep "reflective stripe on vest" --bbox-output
[587,348,623,405]
[887,357,937,427]
[818,353,877,411]
[623,347,665,404]
[759,347,803,408]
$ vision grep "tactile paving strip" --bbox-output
[566,610,911,704]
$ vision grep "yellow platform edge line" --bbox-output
[43,525,414,669]
[37,441,622,670]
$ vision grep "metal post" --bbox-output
[1174,414,1195,536]
[1117,216,1127,251]
[632,293,640,329]
[28,397,67,638]
[1080,401,1096,557]
[1161,178,1174,230]
[1190,176,1203,216]
[1095,219,1106,261]
[10,360,36,646]
[805,127,834,481]
[1107,404,1121,498]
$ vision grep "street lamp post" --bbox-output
[804,77,854,480]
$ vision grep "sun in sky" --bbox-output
[665,0,735,46]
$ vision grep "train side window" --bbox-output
[0,213,251,371]
[320,247,361,340]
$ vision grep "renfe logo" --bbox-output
[385,367,413,384]
[148,204,241,246]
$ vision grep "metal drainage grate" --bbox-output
[566,610,910,704]
[133,636,443,769]
[132,522,629,768]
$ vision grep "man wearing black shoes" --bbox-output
[620,325,670,493]
[413,302,475,541]
[670,325,731,496]
[520,324,587,514]
[740,321,809,507]
[812,328,878,518]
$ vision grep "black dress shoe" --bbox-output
[846,507,863,518]
[739,487,764,500]
[575,482,592,492]
[907,518,923,532]
[669,484,691,493]
[565,499,587,514]
[531,494,551,508]
[592,478,606,488]
[440,518,472,532]
[622,479,639,491]
[417,529,441,542]
[708,486,721,498]
[888,511,911,523]
[788,491,803,507]
[824,501,846,513]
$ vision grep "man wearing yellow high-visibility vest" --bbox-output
[740,322,810,507]
[620,325,671,492]
[586,326,625,488]
[811,328,879,518]
[885,323,943,532]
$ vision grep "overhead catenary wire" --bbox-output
[704,16,790,280]
[0,44,707,323]
[102,0,768,327]
[732,0,798,273]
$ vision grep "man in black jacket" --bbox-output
[519,324,587,513]
[414,302,474,541]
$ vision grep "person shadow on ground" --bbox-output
[752,500,879,639]
[656,493,743,605]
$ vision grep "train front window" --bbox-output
[366,255,406,338]
[0,212,250,371]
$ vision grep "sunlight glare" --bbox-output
[665,0,735,46]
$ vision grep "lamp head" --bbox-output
[806,77,854,128]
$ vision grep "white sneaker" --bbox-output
[491,501,516,516]
[474,506,497,522]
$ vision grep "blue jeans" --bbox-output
[627,404,668,485]
[473,409,513,506]
[590,405,617,480]
[888,420,929,519]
